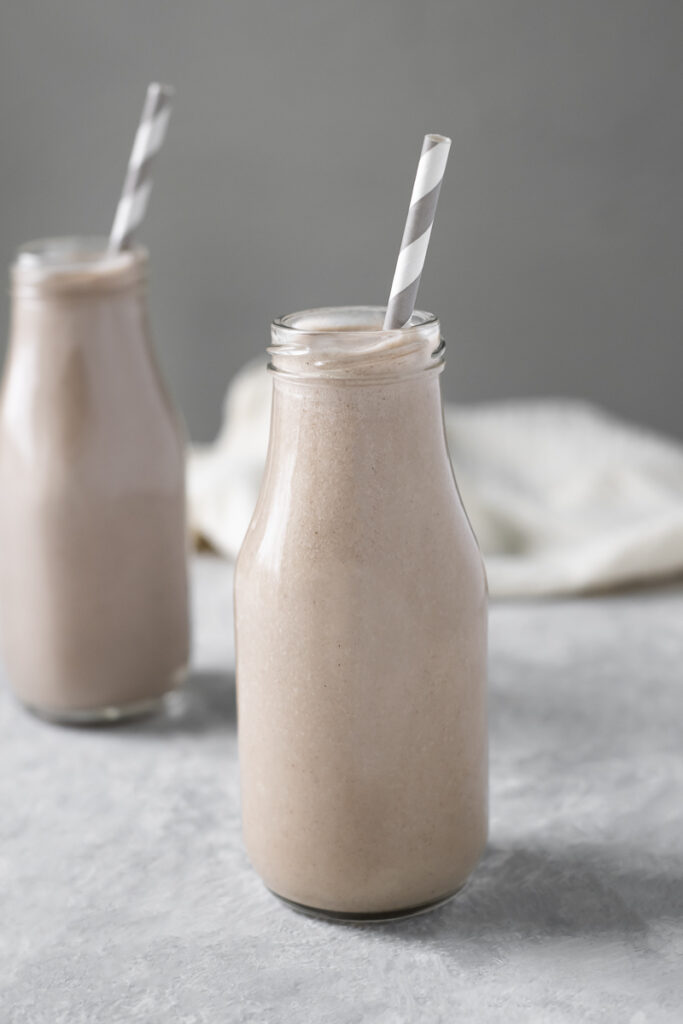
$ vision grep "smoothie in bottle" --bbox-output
[0,238,189,721]
[235,306,488,919]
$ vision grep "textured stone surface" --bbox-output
[1,555,682,1022]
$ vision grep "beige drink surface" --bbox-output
[235,310,488,915]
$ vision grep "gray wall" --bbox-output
[1,0,681,442]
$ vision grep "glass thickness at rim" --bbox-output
[16,236,142,269]
[272,305,438,336]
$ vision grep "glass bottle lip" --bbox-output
[272,305,439,335]
[11,236,147,295]
[269,305,444,382]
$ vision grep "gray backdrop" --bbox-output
[0,0,681,442]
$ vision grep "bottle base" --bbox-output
[19,665,189,726]
[23,693,167,726]
[269,884,464,924]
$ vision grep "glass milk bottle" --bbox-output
[0,238,189,722]
[235,306,488,921]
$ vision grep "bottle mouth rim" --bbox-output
[269,305,444,382]
[16,236,143,271]
[272,305,438,336]
[11,237,147,294]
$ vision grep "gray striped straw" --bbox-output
[383,134,452,330]
[109,83,174,251]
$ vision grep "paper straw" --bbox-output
[109,83,174,251]
[383,134,452,330]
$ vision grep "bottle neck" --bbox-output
[8,239,149,363]
[263,305,450,495]
[266,368,450,498]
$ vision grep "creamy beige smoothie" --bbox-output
[0,238,189,721]
[235,306,488,919]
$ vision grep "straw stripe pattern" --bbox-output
[383,134,451,330]
[109,83,174,251]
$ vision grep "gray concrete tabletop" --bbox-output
[1,555,682,1023]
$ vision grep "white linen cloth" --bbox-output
[188,360,683,597]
